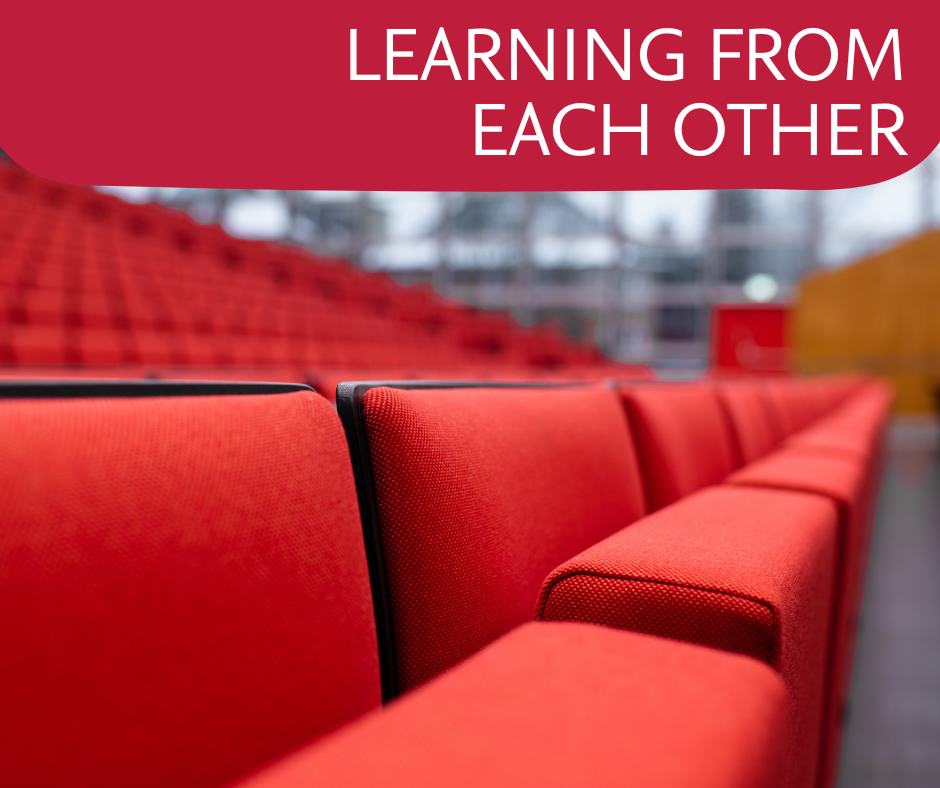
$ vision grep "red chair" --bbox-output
[727,444,876,788]
[0,383,380,788]
[716,379,779,464]
[74,327,126,367]
[619,382,739,511]
[537,485,838,788]
[340,382,646,695]
[235,623,789,788]
[5,324,66,366]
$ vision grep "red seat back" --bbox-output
[762,379,815,436]
[619,383,739,511]
[359,384,646,692]
[0,388,380,788]
[716,380,779,464]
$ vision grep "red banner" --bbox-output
[0,1,934,189]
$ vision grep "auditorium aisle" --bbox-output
[839,419,940,788]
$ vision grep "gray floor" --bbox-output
[838,421,940,788]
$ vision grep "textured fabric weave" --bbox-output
[542,575,777,662]
[362,385,646,691]
[235,622,789,788]
[727,447,872,788]
[619,383,739,511]
[0,392,380,788]
[537,486,838,788]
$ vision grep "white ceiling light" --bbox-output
[743,273,779,302]
[223,194,291,239]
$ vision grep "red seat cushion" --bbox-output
[234,622,789,788]
[619,383,739,511]
[0,391,380,788]
[537,486,837,788]
[362,385,646,692]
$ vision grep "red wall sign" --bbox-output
[710,304,790,376]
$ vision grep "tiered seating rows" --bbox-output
[0,163,636,393]
[0,372,888,788]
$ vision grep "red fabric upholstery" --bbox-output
[619,383,739,511]
[727,448,871,788]
[784,381,891,462]
[726,445,873,602]
[727,448,867,513]
[825,383,892,437]
[796,380,839,425]
[0,391,380,788]
[362,385,646,692]
[784,398,889,586]
[786,422,877,461]
[235,622,789,788]
[717,380,779,464]
[0,162,637,381]
[761,376,871,438]
[537,486,838,788]
[761,379,823,437]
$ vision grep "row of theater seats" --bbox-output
[0,361,649,402]
[0,163,609,375]
[0,373,890,788]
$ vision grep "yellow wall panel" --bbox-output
[794,230,940,412]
